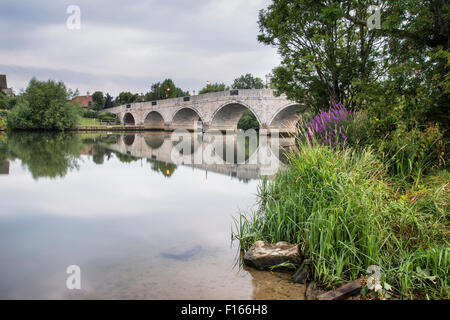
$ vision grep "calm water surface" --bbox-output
[0,132,305,299]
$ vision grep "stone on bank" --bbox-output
[243,240,302,270]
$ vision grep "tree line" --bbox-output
[0,73,267,131]
[87,73,268,111]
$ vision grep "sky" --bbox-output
[0,0,280,97]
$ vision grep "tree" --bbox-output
[104,93,114,108]
[231,74,263,130]
[144,79,189,101]
[232,73,265,89]
[0,91,17,110]
[198,82,229,94]
[0,92,8,109]
[114,92,139,106]
[7,78,79,131]
[258,0,384,111]
[237,111,260,130]
[92,91,105,111]
[258,0,449,127]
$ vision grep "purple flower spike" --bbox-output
[304,102,351,148]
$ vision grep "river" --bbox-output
[0,131,306,299]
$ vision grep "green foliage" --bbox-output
[377,124,446,179]
[114,91,140,106]
[98,112,118,123]
[0,92,17,110]
[198,82,229,94]
[104,93,114,108]
[259,0,449,129]
[144,79,190,101]
[82,109,98,119]
[258,0,384,111]
[7,78,79,131]
[91,91,105,111]
[234,143,449,298]
[0,118,6,131]
[0,92,8,109]
[232,73,265,89]
[237,110,259,130]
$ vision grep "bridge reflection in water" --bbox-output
[104,132,295,180]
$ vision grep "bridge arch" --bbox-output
[269,103,306,131]
[123,113,136,126]
[123,134,135,146]
[144,111,165,130]
[209,102,261,131]
[144,132,165,149]
[171,107,203,131]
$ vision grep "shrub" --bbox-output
[0,118,6,131]
[98,112,118,123]
[7,79,79,131]
[82,110,98,119]
[378,123,446,179]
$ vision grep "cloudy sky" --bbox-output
[0,0,280,97]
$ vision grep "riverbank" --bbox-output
[235,142,449,300]
[72,125,150,132]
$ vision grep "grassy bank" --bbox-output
[79,117,101,126]
[234,142,449,299]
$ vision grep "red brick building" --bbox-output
[72,95,94,108]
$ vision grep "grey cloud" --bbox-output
[0,0,279,96]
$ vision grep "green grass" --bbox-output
[79,117,121,127]
[233,142,449,299]
[79,117,100,126]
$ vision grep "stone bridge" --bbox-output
[107,89,305,133]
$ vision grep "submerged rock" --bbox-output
[293,259,312,284]
[243,241,302,270]
[161,245,203,261]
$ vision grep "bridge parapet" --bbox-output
[107,89,304,133]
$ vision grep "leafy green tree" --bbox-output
[258,0,384,112]
[231,74,265,130]
[104,93,114,108]
[238,111,260,130]
[198,82,229,94]
[145,79,189,101]
[0,92,8,109]
[92,91,105,111]
[114,92,140,106]
[259,0,449,127]
[0,92,18,110]
[367,0,449,127]
[7,78,79,131]
[232,74,265,89]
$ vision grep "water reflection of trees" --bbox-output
[147,158,177,177]
[6,132,82,179]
